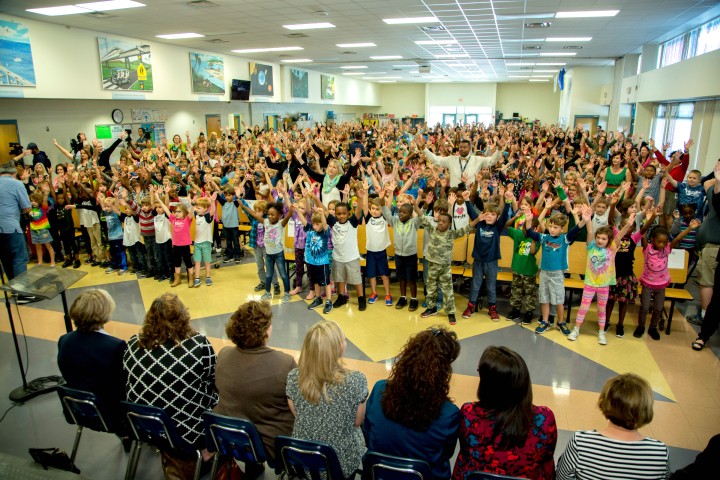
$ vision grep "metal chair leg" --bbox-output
[69,425,83,466]
[193,450,202,480]
[209,453,221,480]
[124,441,141,480]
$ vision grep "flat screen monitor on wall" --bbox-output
[231,79,251,100]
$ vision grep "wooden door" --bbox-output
[205,114,221,136]
[0,121,20,163]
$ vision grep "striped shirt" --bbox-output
[557,430,670,480]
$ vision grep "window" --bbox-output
[651,102,694,154]
[658,16,720,68]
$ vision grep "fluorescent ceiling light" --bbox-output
[393,64,418,68]
[434,54,470,58]
[503,38,545,43]
[336,43,377,48]
[370,55,403,60]
[503,53,539,57]
[530,70,559,73]
[531,75,553,78]
[342,72,364,75]
[365,76,402,80]
[546,37,592,42]
[378,80,397,83]
[505,62,535,66]
[383,17,439,25]
[508,75,530,78]
[496,13,555,20]
[340,66,367,69]
[156,33,204,39]
[26,5,90,15]
[536,62,566,66]
[232,46,303,53]
[75,0,144,11]
[415,40,458,45]
[283,22,335,30]
[539,52,577,56]
[529,79,550,82]
[281,59,313,63]
[555,10,619,18]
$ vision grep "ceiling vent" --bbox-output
[465,66,480,71]
[563,45,583,49]
[284,33,309,38]
[87,11,115,19]
[205,38,229,44]
[524,22,551,28]
[421,25,446,32]
[523,45,542,50]
[186,0,219,8]
[339,51,357,55]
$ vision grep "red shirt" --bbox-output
[654,150,689,192]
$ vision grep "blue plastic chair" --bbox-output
[203,412,272,478]
[121,401,202,480]
[275,435,347,480]
[362,451,433,480]
[468,472,529,480]
[57,386,112,467]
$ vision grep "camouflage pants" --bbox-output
[510,273,537,313]
[426,261,455,314]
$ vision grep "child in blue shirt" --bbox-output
[297,207,333,314]
[666,169,706,220]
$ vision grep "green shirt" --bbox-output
[507,227,539,276]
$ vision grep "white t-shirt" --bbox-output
[263,219,285,255]
[451,202,469,230]
[154,213,172,244]
[331,217,360,262]
[591,210,610,231]
[194,212,213,244]
[365,214,391,252]
[123,215,141,246]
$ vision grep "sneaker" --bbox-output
[568,326,580,341]
[368,293,379,304]
[535,321,550,334]
[615,325,625,338]
[633,326,645,338]
[193,278,201,288]
[73,260,81,269]
[138,271,148,278]
[85,257,94,264]
[206,277,213,286]
[420,307,437,318]
[91,261,101,267]
[358,296,367,311]
[119,269,128,276]
[62,259,72,268]
[462,304,474,319]
[648,327,661,341]
[557,322,571,335]
[333,295,348,308]
[282,293,291,304]
[101,261,111,268]
[274,284,281,295]
[687,313,704,326]
[521,311,533,325]
[105,267,117,274]
[448,314,457,325]
[488,305,500,321]
[235,258,241,264]
[260,292,272,300]
[215,247,223,254]
[385,295,392,306]
[322,301,333,314]
[223,257,233,263]
[598,330,608,345]
[507,308,521,321]
[408,298,419,312]
[254,283,265,292]
[308,298,323,309]
[395,297,408,309]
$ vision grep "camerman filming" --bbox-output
[13,142,51,170]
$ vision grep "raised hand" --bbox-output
[689,218,701,229]
[684,139,694,150]
[447,192,457,205]
[424,190,434,205]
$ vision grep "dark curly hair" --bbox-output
[381,326,460,431]
[225,300,272,349]
[138,293,195,350]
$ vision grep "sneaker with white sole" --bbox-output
[598,330,608,345]
[282,293,291,304]
[568,326,580,341]
[260,292,272,301]
[322,301,333,314]
[535,321,550,334]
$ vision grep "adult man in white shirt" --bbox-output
[416,135,503,187]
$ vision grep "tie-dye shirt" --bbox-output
[584,240,617,287]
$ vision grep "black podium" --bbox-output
[0,265,87,402]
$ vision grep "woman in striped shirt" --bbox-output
[557,373,670,480]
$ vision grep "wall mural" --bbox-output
[0,20,36,87]
[190,52,225,94]
[291,68,308,98]
[250,62,273,96]
[321,74,335,100]
[98,36,153,91]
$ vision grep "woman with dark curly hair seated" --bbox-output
[123,292,218,479]
[362,326,461,479]
[214,300,296,463]
[452,346,557,480]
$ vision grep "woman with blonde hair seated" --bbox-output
[286,320,367,479]
[123,292,218,479]
[556,373,670,480]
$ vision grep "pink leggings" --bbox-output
[575,285,610,328]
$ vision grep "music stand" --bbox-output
[0,265,87,403]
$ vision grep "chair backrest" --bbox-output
[57,386,110,433]
[357,224,368,255]
[498,235,515,269]
[632,246,689,285]
[275,436,345,480]
[416,233,424,260]
[285,223,296,250]
[566,241,587,277]
[121,401,194,456]
[452,236,468,263]
[467,472,529,480]
[387,226,395,257]
[363,451,433,480]
[203,412,268,465]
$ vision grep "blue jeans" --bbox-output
[0,232,29,279]
[469,260,499,305]
[423,258,443,304]
[265,251,290,293]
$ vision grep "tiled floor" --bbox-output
[1,254,718,479]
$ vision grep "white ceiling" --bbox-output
[5,0,720,83]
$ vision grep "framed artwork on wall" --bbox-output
[0,20,36,86]
[190,52,225,94]
[291,68,308,98]
[250,62,273,96]
[321,74,335,100]
[98,36,153,91]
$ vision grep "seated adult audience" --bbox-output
[363,326,460,479]
[214,300,296,463]
[123,292,218,479]
[57,289,127,437]
[556,373,670,480]
[452,346,557,480]
[670,433,720,479]
[286,320,368,479]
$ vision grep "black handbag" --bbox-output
[28,447,81,474]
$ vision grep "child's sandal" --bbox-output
[691,337,705,351]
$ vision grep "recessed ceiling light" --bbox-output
[365,76,402,80]
[539,52,577,56]
[508,75,530,78]
[342,72,364,75]
[503,53,540,57]
[415,40,458,45]
[529,79,550,82]
[370,55,403,60]
[281,59,313,63]
[156,32,204,39]
[496,13,555,20]
[340,66,368,69]
[530,75,553,78]
[536,62,566,66]
[283,22,335,30]
[26,5,90,15]
[232,46,303,53]
[383,17,439,25]
[505,62,535,66]
[546,37,592,42]
[503,38,545,43]
[531,70,559,73]
[421,25,446,32]
[393,64,417,68]
[336,43,377,48]
[525,22,552,28]
[75,0,144,11]
[555,10,619,18]
[378,80,397,83]
[434,54,470,58]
